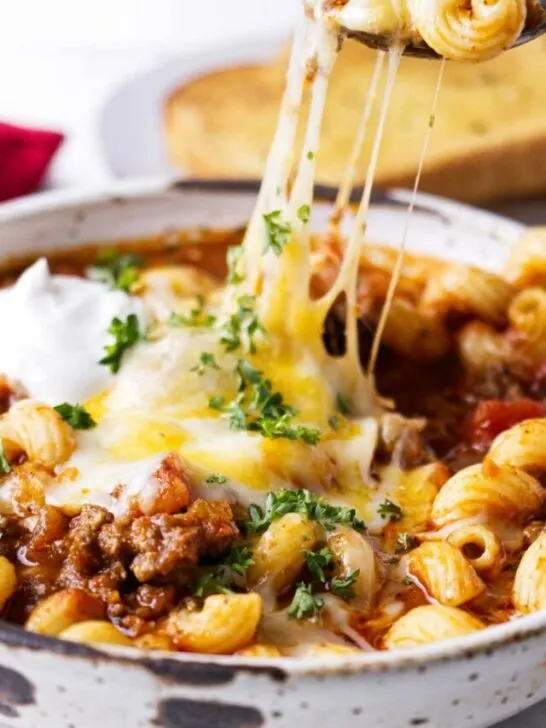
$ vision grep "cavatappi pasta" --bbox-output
[0,220,544,657]
[325,0,535,61]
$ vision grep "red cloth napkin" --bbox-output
[0,122,64,202]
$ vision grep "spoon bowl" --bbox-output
[341,0,546,59]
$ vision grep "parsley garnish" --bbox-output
[54,403,96,430]
[255,415,320,444]
[288,583,324,620]
[328,415,339,431]
[223,396,247,430]
[191,352,220,376]
[297,204,311,224]
[99,314,141,373]
[194,572,234,598]
[304,547,334,582]
[194,546,254,596]
[336,393,353,415]
[263,210,291,256]
[378,499,403,523]
[329,570,359,600]
[227,245,245,285]
[307,150,315,160]
[395,533,418,553]
[246,489,365,534]
[226,546,254,576]
[169,295,216,329]
[209,395,226,410]
[88,250,145,292]
[0,442,11,475]
[220,295,264,354]
[205,473,228,484]
[403,576,415,586]
[210,360,320,444]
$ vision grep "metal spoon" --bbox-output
[340,0,546,58]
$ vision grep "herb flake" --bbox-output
[297,204,311,224]
[99,314,141,373]
[191,352,220,376]
[263,210,291,256]
[288,583,324,620]
[54,403,96,430]
[0,442,11,475]
[329,570,359,601]
[378,499,403,523]
[304,547,334,583]
[205,473,228,484]
[88,250,145,292]
[227,245,245,285]
[246,489,365,534]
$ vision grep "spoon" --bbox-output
[340,0,546,58]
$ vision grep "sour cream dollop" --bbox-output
[0,258,145,404]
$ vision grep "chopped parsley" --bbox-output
[191,352,220,376]
[378,499,403,523]
[99,314,141,373]
[194,546,254,597]
[54,403,96,430]
[223,396,247,430]
[263,210,291,256]
[169,295,216,329]
[403,576,415,587]
[194,572,234,598]
[304,547,334,583]
[0,442,11,475]
[288,583,324,620]
[395,533,418,553]
[246,489,365,534]
[255,415,320,444]
[210,360,320,444]
[227,245,245,285]
[88,249,145,292]
[297,204,311,224]
[307,150,315,160]
[226,545,254,576]
[329,570,359,600]
[205,473,228,485]
[336,393,353,415]
[328,415,339,431]
[220,295,264,354]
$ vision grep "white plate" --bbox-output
[99,36,285,180]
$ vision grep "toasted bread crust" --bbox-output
[164,38,546,204]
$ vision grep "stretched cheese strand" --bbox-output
[264,15,340,337]
[238,10,310,297]
[330,52,385,232]
[367,58,446,376]
[314,45,403,320]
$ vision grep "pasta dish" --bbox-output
[0,0,544,657]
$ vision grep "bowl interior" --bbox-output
[0,178,539,672]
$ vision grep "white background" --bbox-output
[0,0,296,187]
[0,2,545,726]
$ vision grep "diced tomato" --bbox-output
[465,399,546,451]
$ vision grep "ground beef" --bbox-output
[4,497,239,631]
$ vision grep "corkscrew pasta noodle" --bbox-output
[408,0,526,61]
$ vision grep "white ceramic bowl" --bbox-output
[0,179,545,728]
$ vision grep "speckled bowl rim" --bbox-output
[0,176,542,677]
